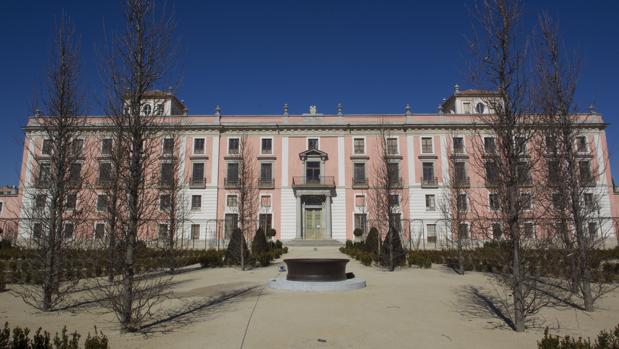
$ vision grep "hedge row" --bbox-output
[0,322,108,349]
[538,324,619,349]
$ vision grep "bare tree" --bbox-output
[468,0,549,331]
[18,14,94,311]
[98,0,177,332]
[439,134,472,275]
[368,125,407,271]
[535,14,612,311]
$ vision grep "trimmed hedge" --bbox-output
[538,324,619,349]
[0,322,108,349]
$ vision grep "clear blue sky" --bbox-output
[0,0,617,185]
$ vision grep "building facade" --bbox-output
[15,88,619,248]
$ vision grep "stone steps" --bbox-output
[284,239,344,247]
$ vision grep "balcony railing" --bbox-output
[189,177,206,189]
[421,177,438,188]
[258,178,275,189]
[352,177,369,188]
[96,177,113,188]
[485,178,498,188]
[292,176,335,188]
[580,176,596,187]
[454,176,470,188]
[389,177,403,188]
[224,177,240,188]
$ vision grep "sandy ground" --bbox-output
[1,246,618,349]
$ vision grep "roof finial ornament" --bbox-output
[167,86,174,94]
[336,102,344,116]
[454,84,460,93]
[283,103,289,116]
[588,104,596,114]
[437,104,443,114]
[404,103,412,116]
[214,104,221,117]
[309,105,317,115]
[34,108,42,117]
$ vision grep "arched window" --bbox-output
[142,104,152,116]
[475,102,485,114]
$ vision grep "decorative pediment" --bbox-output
[299,148,328,161]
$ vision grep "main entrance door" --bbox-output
[304,208,323,240]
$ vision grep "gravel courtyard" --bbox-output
[1,246,617,349]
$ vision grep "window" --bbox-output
[158,224,169,240]
[389,213,402,233]
[66,193,77,210]
[33,223,43,240]
[163,138,175,155]
[71,139,83,157]
[517,161,530,185]
[157,194,170,211]
[587,222,597,237]
[484,137,496,154]
[227,162,239,181]
[307,138,318,150]
[142,104,152,116]
[69,163,81,184]
[520,193,532,210]
[489,193,500,211]
[387,163,400,185]
[353,138,365,154]
[306,161,320,181]
[228,138,240,154]
[584,193,594,210]
[259,214,273,232]
[389,194,399,207]
[261,138,272,154]
[523,222,535,239]
[261,195,271,207]
[354,214,367,234]
[422,162,435,182]
[453,137,464,154]
[457,194,468,212]
[492,223,502,240]
[156,103,164,115]
[421,137,433,154]
[191,224,200,240]
[547,160,559,185]
[475,102,485,114]
[191,195,201,210]
[515,137,527,155]
[63,223,74,239]
[42,139,52,155]
[192,163,205,182]
[463,102,471,114]
[94,223,105,239]
[101,138,112,155]
[353,163,366,182]
[97,194,109,212]
[546,136,557,154]
[260,163,272,181]
[576,136,587,152]
[227,195,238,207]
[355,195,365,207]
[579,161,593,183]
[427,224,437,243]
[454,162,467,184]
[224,214,238,239]
[99,162,112,182]
[193,138,205,154]
[387,138,398,155]
[0,202,2,213]
[552,193,562,209]
[160,163,174,186]
[458,223,469,239]
[35,194,46,209]
[425,194,436,211]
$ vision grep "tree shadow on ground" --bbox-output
[137,283,261,335]
[454,285,516,330]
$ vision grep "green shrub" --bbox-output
[359,252,373,266]
[364,227,379,255]
[251,228,269,256]
[275,240,283,249]
[255,252,272,267]
[0,239,12,250]
[84,327,108,349]
[224,228,250,266]
[380,228,406,269]
[0,322,107,349]
[538,324,619,349]
[266,229,276,239]
[199,249,224,268]
[353,228,363,238]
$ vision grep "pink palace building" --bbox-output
[12,86,619,248]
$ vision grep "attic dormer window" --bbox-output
[475,102,485,114]
[155,104,164,115]
[143,104,152,116]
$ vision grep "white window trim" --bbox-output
[523,221,536,239]
[520,192,533,211]
[259,193,273,210]
[226,194,239,210]
[425,194,436,212]
[488,192,500,211]
[576,136,589,153]
[457,193,469,212]
[190,194,202,211]
[419,136,434,155]
[352,136,366,155]
[193,137,206,155]
[451,135,466,154]
[386,136,400,155]
[260,137,274,155]
[96,194,108,213]
[227,137,240,155]
[162,137,174,155]
[93,221,106,240]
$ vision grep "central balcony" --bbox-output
[421,176,438,188]
[189,177,206,189]
[292,176,335,189]
[258,178,275,189]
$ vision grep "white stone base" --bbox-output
[266,277,366,292]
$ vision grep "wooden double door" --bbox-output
[304,208,323,240]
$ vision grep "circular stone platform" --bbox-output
[267,277,366,292]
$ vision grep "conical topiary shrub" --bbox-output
[251,228,269,255]
[365,227,380,256]
[380,227,406,270]
[225,228,250,267]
